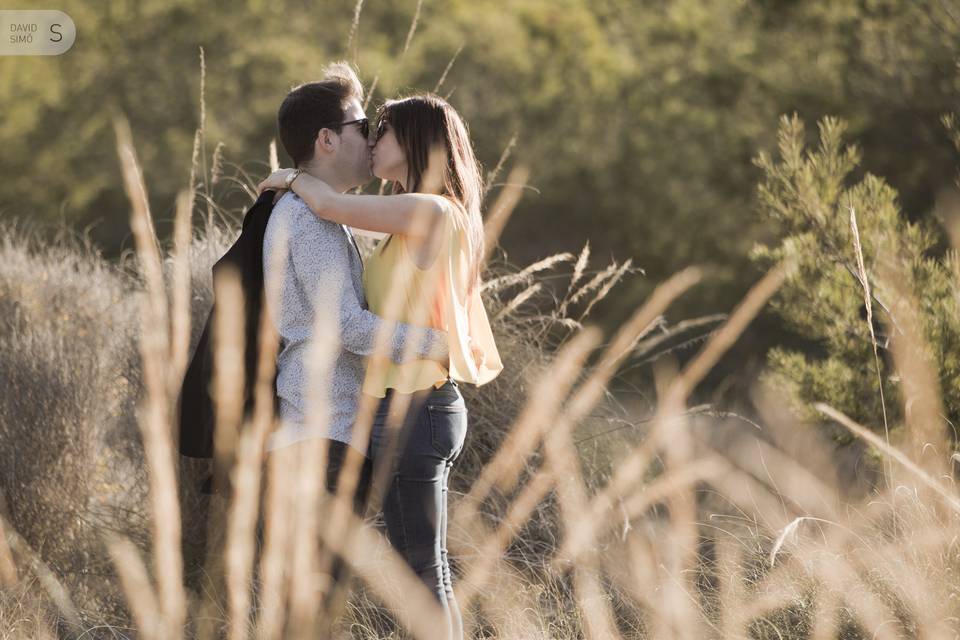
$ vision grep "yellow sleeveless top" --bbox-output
[361,203,503,397]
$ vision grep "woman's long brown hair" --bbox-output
[376,94,485,294]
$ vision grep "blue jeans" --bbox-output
[368,379,467,640]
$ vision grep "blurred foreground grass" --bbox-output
[1,125,959,640]
[1,32,960,637]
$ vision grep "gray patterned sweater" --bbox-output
[262,191,447,452]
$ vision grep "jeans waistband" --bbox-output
[382,377,457,396]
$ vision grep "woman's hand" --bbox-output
[256,168,297,195]
[467,336,487,369]
[257,169,338,214]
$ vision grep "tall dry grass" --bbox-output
[3,14,960,640]
[3,116,960,639]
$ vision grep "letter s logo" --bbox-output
[0,11,75,55]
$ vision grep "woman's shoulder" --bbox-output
[432,195,468,231]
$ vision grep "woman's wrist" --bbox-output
[283,167,303,190]
[290,171,315,209]
[294,172,335,216]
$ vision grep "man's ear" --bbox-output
[315,128,339,156]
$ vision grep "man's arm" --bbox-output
[286,200,448,364]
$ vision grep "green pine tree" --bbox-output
[751,114,960,449]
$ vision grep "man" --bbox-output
[260,60,447,530]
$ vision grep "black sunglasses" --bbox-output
[339,117,370,139]
[374,117,389,142]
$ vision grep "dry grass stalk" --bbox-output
[566,261,619,308]
[714,485,902,639]
[858,530,953,636]
[266,140,279,175]
[345,0,365,58]
[809,592,838,640]
[316,209,454,627]
[493,282,542,321]
[569,241,590,290]
[198,47,208,191]
[286,438,327,640]
[579,263,784,561]
[571,565,619,640]
[555,267,703,444]
[483,133,519,198]
[224,435,260,640]
[645,360,702,637]
[482,252,574,293]
[454,328,605,619]
[721,430,843,520]
[105,534,161,640]
[877,260,950,480]
[212,268,245,496]
[714,534,747,638]
[664,262,788,407]
[170,189,194,390]
[399,0,423,61]
[545,421,619,639]
[285,300,340,639]
[528,269,702,636]
[814,404,960,514]
[255,445,297,640]
[211,141,226,186]
[849,204,892,483]
[456,467,555,613]
[801,552,902,640]
[579,258,633,321]
[190,128,203,194]
[363,73,380,114]
[314,501,448,640]
[115,118,168,339]
[1,516,80,630]
[0,514,17,588]
[768,516,809,567]
[618,533,671,637]
[224,208,285,640]
[455,327,602,536]
[482,165,530,266]
[462,565,543,638]
[433,43,464,94]
[558,457,726,566]
[115,116,186,638]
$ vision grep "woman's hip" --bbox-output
[371,380,468,464]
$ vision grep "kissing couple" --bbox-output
[254,62,503,637]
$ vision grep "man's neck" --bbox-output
[302,163,352,194]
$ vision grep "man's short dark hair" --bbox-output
[277,62,365,167]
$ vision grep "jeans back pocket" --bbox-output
[427,403,468,461]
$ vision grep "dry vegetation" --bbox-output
[3,10,960,639]
[2,111,959,639]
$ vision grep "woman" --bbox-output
[258,93,503,638]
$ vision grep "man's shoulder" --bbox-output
[271,192,339,231]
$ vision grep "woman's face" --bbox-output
[371,121,407,185]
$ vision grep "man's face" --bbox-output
[335,96,373,188]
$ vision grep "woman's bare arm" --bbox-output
[292,172,448,237]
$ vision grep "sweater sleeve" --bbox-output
[287,201,449,364]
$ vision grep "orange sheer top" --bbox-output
[360,202,503,397]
